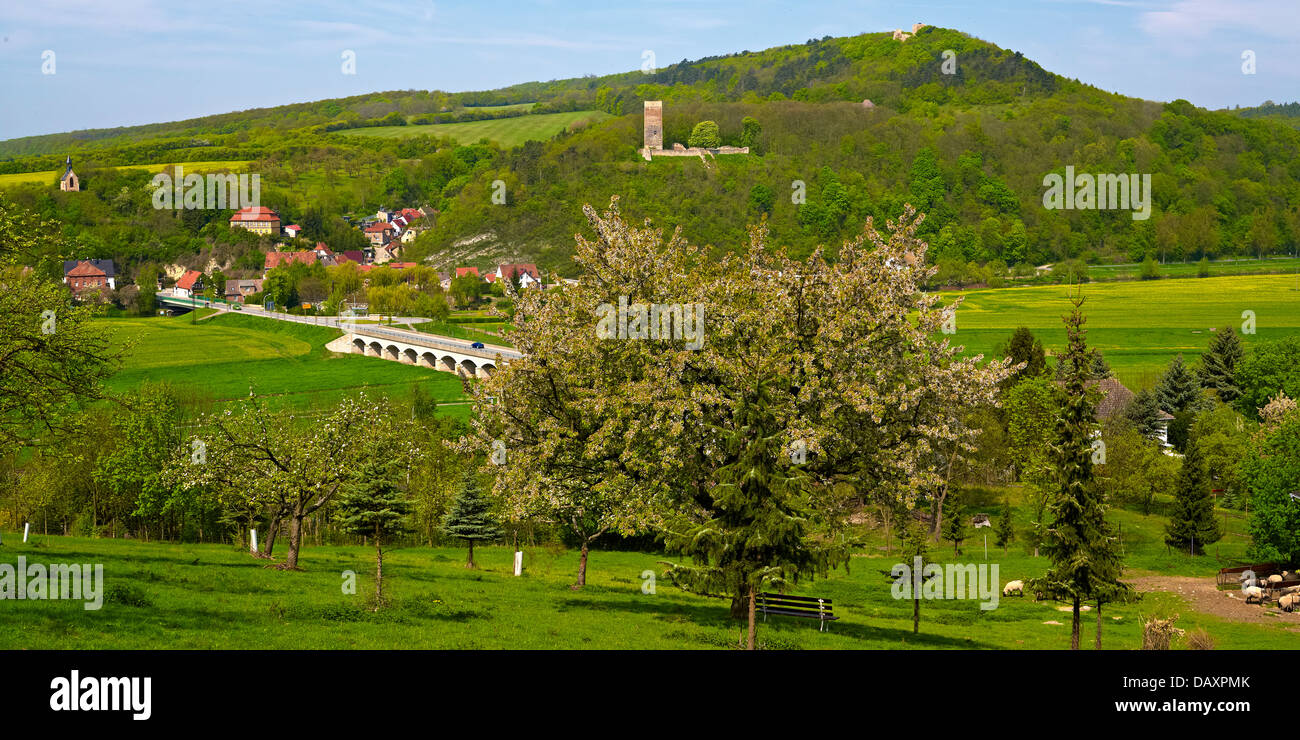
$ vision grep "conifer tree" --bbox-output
[1088,349,1112,379]
[994,498,1015,555]
[941,487,968,556]
[1164,437,1223,554]
[335,457,411,605]
[660,376,850,650]
[1157,354,1202,415]
[1198,328,1244,403]
[1035,291,1127,649]
[999,326,1046,389]
[1124,388,1163,438]
[442,469,502,569]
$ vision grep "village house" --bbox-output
[62,259,116,291]
[496,263,542,289]
[229,206,282,236]
[283,224,302,239]
[364,221,395,247]
[59,156,79,192]
[1084,376,1177,451]
[175,270,203,299]
[224,279,263,303]
[263,250,318,273]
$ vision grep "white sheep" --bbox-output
[1281,594,1300,612]
[1244,586,1265,604]
[1268,574,1284,585]
[1003,579,1024,597]
[1280,585,1300,596]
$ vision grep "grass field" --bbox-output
[946,273,1300,389]
[1,483,1294,649]
[0,160,252,189]
[1084,257,1300,281]
[342,111,611,147]
[101,312,469,413]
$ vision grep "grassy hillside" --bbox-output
[343,110,611,147]
[947,273,1300,389]
[102,312,469,413]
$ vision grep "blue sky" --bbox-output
[0,0,1296,140]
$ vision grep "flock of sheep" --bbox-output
[1239,571,1300,611]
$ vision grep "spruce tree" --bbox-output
[999,326,1047,389]
[659,375,850,649]
[994,498,1015,555]
[1124,388,1163,439]
[442,469,502,569]
[1034,291,1126,649]
[1156,354,1201,415]
[1088,349,1112,379]
[941,487,968,556]
[1198,328,1244,403]
[1164,438,1223,554]
[335,457,412,606]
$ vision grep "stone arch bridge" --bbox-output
[338,324,522,379]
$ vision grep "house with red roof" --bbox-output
[363,221,395,247]
[283,224,302,239]
[175,270,204,298]
[455,266,480,279]
[496,263,542,289]
[264,250,317,272]
[63,259,117,292]
[229,206,282,236]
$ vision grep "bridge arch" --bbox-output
[384,344,401,361]
[459,358,478,377]
[352,338,366,354]
[419,352,437,369]
[401,348,419,365]
[366,341,383,357]
[478,363,496,379]
[439,355,457,373]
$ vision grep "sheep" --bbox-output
[1003,579,1024,597]
[1280,585,1300,597]
[1268,574,1284,585]
[1281,594,1300,613]
[1244,586,1265,604]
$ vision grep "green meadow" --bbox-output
[0,160,252,189]
[0,483,1295,649]
[342,110,611,147]
[101,312,468,413]
[947,274,1300,389]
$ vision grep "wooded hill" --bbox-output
[3,26,1299,282]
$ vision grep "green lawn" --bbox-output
[1,493,1294,649]
[342,111,611,147]
[946,273,1300,389]
[101,312,468,413]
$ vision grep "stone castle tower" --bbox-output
[643,101,663,150]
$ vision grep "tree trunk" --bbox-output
[284,514,305,569]
[746,588,757,650]
[1071,596,1081,650]
[262,516,281,558]
[375,542,383,605]
[575,542,588,587]
[730,583,750,619]
[913,592,920,634]
[466,539,475,569]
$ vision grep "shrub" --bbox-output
[1140,614,1184,650]
[1139,256,1160,280]
[1186,627,1216,650]
[688,120,721,148]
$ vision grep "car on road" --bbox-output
[470,342,485,349]
[231,303,242,311]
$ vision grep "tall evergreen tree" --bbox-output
[994,498,1015,555]
[660,376,849,649]
[1198,327,1244,403]
[1034,291,1127,649]
[1164,437,1223,554]
[335,457,412,605]
[1156,354,1202,415]
[442,469,502,569]
[1088,349,1112,379]
[1124,388,1163,438]
[941,487,969,556]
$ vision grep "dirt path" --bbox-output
[1129,575,1300,626]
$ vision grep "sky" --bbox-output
[0,0,1297,141]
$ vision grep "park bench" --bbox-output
[756,592,838,632]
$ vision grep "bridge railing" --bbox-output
[344,323,523,360]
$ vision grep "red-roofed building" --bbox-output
[496,263,541,289]
[65,260,111,295]
[229,206,282,236]
[283,224,302,239]
[363,221,395,247]
[336,250,367,265]
[264,250,317,272]
[455,266,480,279]
[175,270,203,298]
[399,208,423,222]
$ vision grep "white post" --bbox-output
[23,522,30,543]
[250,529,258,554]
[514,550,523,576]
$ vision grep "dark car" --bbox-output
[470,342,485,349]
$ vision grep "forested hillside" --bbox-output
[3,26,1299,285]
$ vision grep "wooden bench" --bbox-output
[756,592,838,632]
